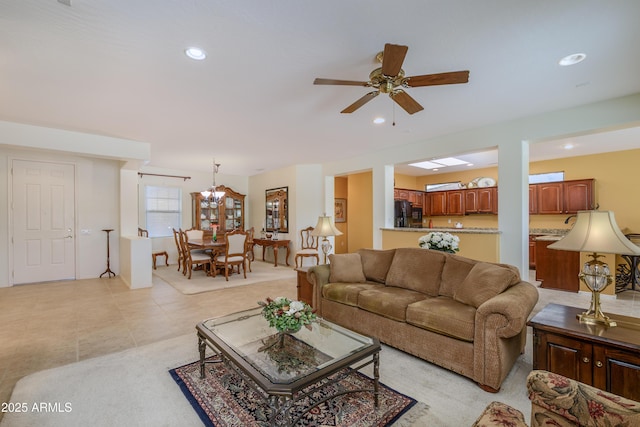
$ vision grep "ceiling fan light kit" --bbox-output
[314,43,469,115]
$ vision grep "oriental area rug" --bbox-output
[170,357,425,427]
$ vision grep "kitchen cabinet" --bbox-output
[426,190,465,216]
[535,179,595,214]
[465,187,497,214]
[447,190,465,215]
[427,191,448,216]
[535,238,579,291]
[529,234,540,269]
[529,303,640,401]
[394,188,424,207]
[529,185,538,214]
[191,186,245,239]
[409,191,423,207]
[394,188,410,200]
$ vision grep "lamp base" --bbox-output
[577,311,617,327]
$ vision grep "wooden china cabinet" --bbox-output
[190,186,245,240]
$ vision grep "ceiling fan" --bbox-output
[314,43,469,115]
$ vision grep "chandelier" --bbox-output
[200,159,225,207]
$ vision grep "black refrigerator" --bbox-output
[394,200,412,227]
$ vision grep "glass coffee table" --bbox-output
[196,307,381,426]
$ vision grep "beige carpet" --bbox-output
[153,260,296,294]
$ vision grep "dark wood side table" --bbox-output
[296,267,313,308]
[528,303,640,401]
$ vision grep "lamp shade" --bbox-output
[311,214,343,237]
[548,210,640,255]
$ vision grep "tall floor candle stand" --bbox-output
[100,229,116,278]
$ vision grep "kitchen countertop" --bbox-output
[383,227,501,234]
[530,228,570,235]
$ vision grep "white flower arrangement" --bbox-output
[258,296,316,333]
[418,231,460,253]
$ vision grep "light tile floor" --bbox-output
[0,262,297,413]
[0,266,639,420]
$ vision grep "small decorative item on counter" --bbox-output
[418,231,460,253]
[428,219,433,228]
[258,296,316,334]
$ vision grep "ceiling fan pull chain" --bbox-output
[393,102,396,126]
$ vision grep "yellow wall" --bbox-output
[382,230,500,263]
[347,171,373,251]
[394,148,640,233]
[334,176,348,253]
[389,148,640,293]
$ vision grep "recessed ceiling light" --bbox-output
[559,53,586,66]
[563,143,575,150]
[185,47,207,60]
[373,117,385,124]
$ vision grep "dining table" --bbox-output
[186,239,226,275]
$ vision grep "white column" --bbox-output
[497,140,529,276]
[119,167,152,288]
[372,164,394,249]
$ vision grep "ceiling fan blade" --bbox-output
[341,91,379,114]
[314,78,369,86]
[390,90,424,115]
[405,70,470,87]
[381,43,408,77]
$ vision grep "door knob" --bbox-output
[595,361,603,368]
[582,357,590,363]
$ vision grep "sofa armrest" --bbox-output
[527,370,640,427]
[307,264,330,316]
[476,281,539,339]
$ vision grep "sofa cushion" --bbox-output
[439,254,478,298]
[358,287,428,322]
[453,262,520,308]
[385,248,446,296]
[406,296,476,342]
[322,282,384,306]
[357,248,396,283]
[328,253,366,283]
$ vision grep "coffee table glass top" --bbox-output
[200,307,376,384]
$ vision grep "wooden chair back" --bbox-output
[300,226,318,250]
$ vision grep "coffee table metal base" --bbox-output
[197,333,380,426]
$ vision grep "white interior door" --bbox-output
[12,159,76,284]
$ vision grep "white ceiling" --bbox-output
[1,1,640,176]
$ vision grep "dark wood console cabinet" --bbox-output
[528,303,640,401]
[296,267,314,308]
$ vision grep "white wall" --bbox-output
[0,148,121,286]
[248,164,324,264]
[136,165,249,266]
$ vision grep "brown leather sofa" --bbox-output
[473,370,640,426]
[307,247,539,392]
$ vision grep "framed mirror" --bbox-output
[265,186,288,233]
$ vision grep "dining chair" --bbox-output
[172,228,185,272]
[213,229,248,281]
[245,226,255,272]
[185,228,204,241]
[179,229,212,279]
[138,227,169,270]
[295,226,319,268]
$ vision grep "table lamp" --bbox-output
[548,210,640,327]
[311,213,343,264]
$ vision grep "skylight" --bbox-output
[409,157,470,170]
